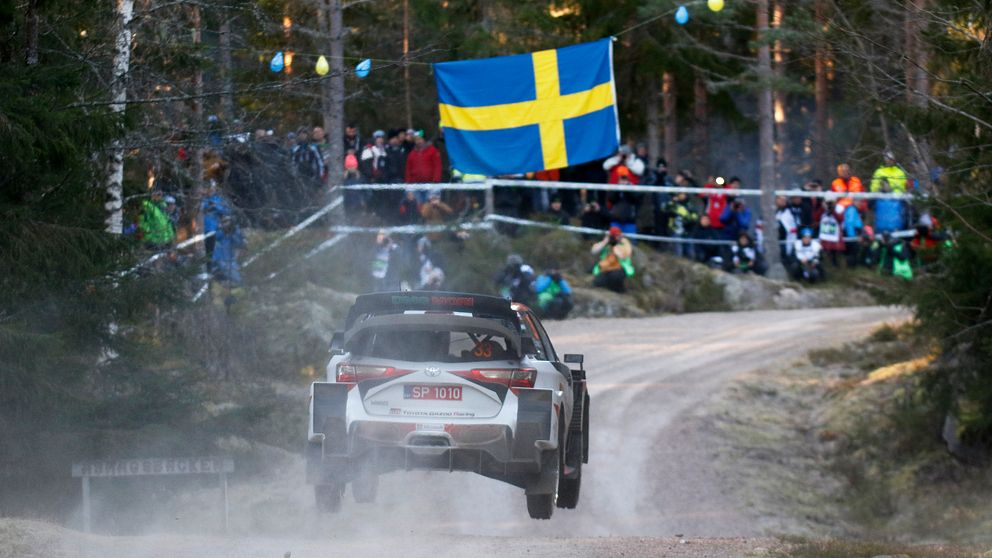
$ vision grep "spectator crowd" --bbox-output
[131,118,949,310]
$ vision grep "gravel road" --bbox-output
[13,306,909,558]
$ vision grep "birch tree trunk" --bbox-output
[693,76,709,173]
[662,72,677,171]
[813,0,830,182]
[646,77,661,164]
[25,0,39,65]
[757,0,780,269]
[105,0,134,234]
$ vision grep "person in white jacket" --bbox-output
[790,228,824,283]
[775,195,798,262]
[602,144,645,183]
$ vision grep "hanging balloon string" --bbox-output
[64,65,401,109]
[612,0,724,37]
[134,39,439,67]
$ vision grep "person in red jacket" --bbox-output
[404,132,442,185]
[703,176,734,231]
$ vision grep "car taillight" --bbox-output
[336,363,411,382]
[455,368,536,388]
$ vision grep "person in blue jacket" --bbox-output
[841,203,864,267]
[720,198,753,241]
[201,183,232,263]
[534,268,573,320]
[870,178,907,234]
[212,215,245,286]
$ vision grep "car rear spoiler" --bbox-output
[343,313,526,359]
[345,291,520,330]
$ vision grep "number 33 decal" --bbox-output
[473,342,493,358]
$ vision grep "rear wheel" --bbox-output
[526,491,555,519]
[314,483,343,513]
[526,425,564,519]
[351,472,379,503]
[558,432,582,509]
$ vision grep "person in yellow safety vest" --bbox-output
[451,168,487,183]
[591,226,634,293]
[869,150,909,193]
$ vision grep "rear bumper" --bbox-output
[308,382,556,484]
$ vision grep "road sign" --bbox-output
[71,457,233,478]
[71,456,233,534]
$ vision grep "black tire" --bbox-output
[582,393,590,464]
[315,483,343,513]
[351,473,379,503]
[558,433,582,509]
[527,423,564,520]
[526,492,555,519]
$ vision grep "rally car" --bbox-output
[306,291,589,519]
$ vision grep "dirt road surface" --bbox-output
[7,306,909,558]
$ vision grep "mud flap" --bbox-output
[524,448,560,495]
[313,382,349,448]
[312,382,351,483]
[513,389,553,461]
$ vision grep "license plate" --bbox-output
[404,385,463,401]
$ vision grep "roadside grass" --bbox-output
[706,320,992,544]
[774,537,984,558]
[802,263,905,305]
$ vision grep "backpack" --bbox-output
[293,144,319,177]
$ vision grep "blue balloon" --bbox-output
[675,5,689,25]
[355,58,372,78]
[270,51,284,73]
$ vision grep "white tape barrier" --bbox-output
[120,232,215,277]
[263,221,495,282]
[340,182,489,191]
[485,214,735,245]
[486,214,920,246]
[335,179,918,201]
[488,178,760,197]
[328,222,493,235]
[774,189,919,200]
[242,196,342,268]
[192,193,342,299]
[492,178,920,200]
[265,234,350,281]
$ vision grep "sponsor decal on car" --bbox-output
[400,410,477,418]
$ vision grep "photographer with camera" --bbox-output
[590,226,634,293]
[720,194,753,241]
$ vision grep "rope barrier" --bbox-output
[242,196,342,268]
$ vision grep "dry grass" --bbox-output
[775,537,986,558]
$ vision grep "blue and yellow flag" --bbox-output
[434,38,620,176]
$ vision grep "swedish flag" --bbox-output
[434,38,620,176]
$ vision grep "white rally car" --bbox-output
[306,291,589,519]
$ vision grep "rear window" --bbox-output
[352,329,514,363]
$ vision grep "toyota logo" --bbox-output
[424,367,441,377]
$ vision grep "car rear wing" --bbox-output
[345,291,520,330]
[343,313,526,359]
